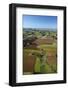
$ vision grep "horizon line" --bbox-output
[23,27,57,29]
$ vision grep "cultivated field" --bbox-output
[23,28,57,75]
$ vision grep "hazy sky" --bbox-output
[23,15,57,29]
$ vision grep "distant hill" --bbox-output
[23,28,57,32]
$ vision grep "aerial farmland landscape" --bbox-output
[23,15,57,75]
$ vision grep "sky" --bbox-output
[23,15,57,29]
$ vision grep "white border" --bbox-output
[16,7,64,83]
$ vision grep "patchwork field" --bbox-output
[23,28,57,75]
[23,44,57,74]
